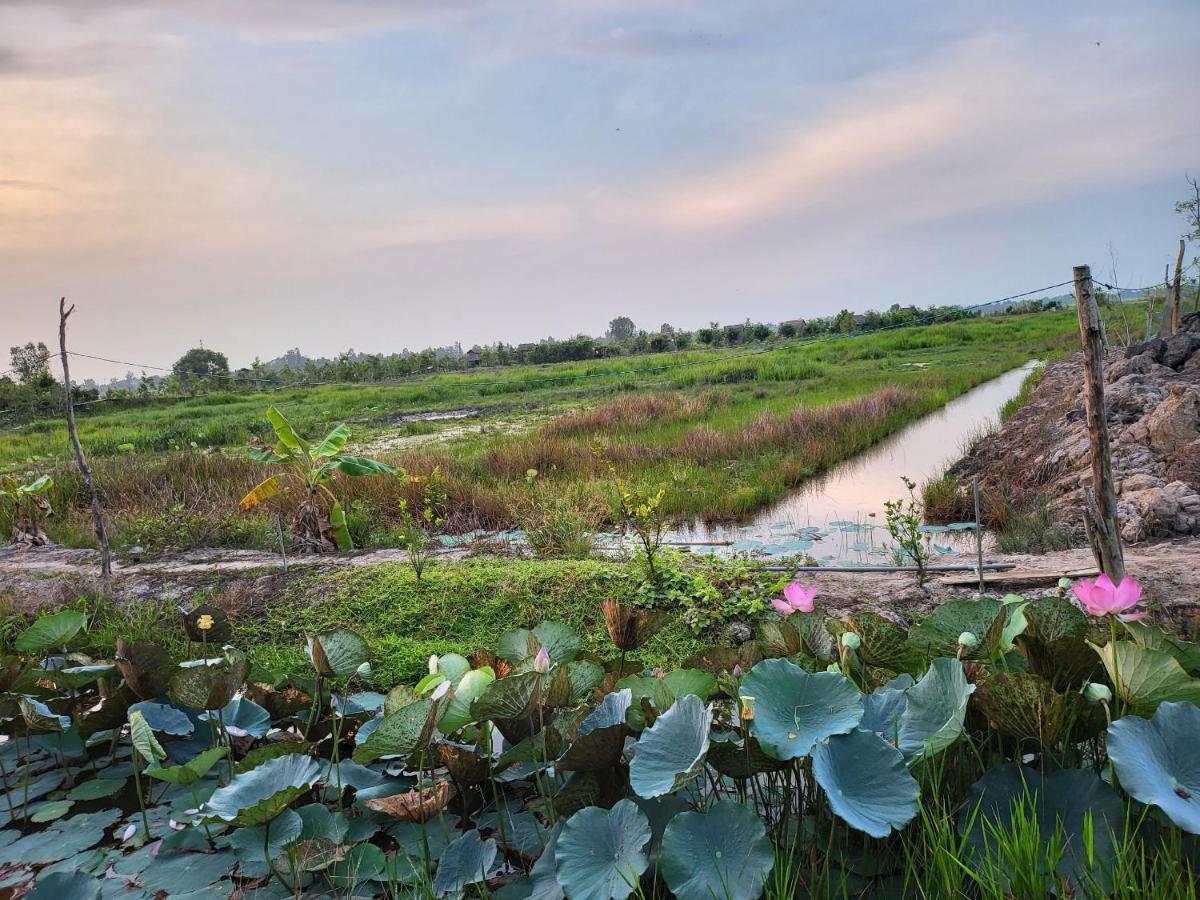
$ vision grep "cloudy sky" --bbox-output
[2,0,1198,380]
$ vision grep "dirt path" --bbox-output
[3,540,1198,634]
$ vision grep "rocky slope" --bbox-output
[956,312,1200,543]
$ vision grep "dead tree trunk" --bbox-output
[1072,266,1124,581]
[58,299,113,593]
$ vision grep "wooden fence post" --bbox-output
[59,299,113,593]
[1170,238,1185,334]
[1072,266,1124,581]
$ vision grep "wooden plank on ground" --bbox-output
[939,566,1099,587]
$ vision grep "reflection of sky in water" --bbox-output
[451,363,1037,567]
[673,361,1039,565]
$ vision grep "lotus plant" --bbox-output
[1072,574,1143,620]
[771,582,818,615]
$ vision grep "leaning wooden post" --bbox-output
[973,476,984,595]
[58,299,113,594]
[1072,267,1124,581]
[1169,238,1185,334]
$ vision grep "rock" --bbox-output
[1143,386,1200,455]
[1119,473,1161,494]
[1163,332,1200,369]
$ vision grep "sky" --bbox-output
[2,0,1198,382]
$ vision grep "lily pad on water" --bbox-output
[0,809,121,866]
[1107,701,1200,834]
[959,765,1124,892]
[432,829,497,897]
[203,753,321,826]
[895,658,974,764]
[813,729,919,837]
[629,693,710,798]
[65,778,126,801]
[556,800,651,900]
[740,658,863,760]
[29,800,73,823]
[660,800,774,900]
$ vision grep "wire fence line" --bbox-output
[0,276,1180,434]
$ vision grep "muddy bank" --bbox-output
[3,540,1198,638]
[953,313,1200,543]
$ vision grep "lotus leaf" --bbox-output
[1091,640,1200,716]
[660,800,774,900]
[907,600,1007,660]
[556,800,650,900]
[629,693,710,798]
[895,658,974,763]
[307,628,370,678]
[960,765,1124,892]
[199,696,271,738]
[812,729,919,837]
[203,753,321,826]
[432,829,497,897]
[115,641,175,700]
[351,697,438,765]
[972,669,1102,746]
[15,609,86,653]
[1107,701,1200,834]
[740,658,863,760]
[128,701,194,737]
[26,870,100,900]
[169,649,249,711]
[557,689,631,773]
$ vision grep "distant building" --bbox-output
[465,346,483,367]
[781,318,807,329]
[852,314,867,327]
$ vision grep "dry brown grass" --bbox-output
[541,390,728,437]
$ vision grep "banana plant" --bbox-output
[238,407,394,552]
[1,474,54,546]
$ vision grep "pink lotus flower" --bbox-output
[1072,574,1143,619]
[771,582,818,615]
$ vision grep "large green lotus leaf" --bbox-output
[556,800,650,900]
[115,640,176,700]
[65,778,126,801]
[0,809,120,866]
[662,669,716,702]
[432,829,497,897]
[138,850,236,895]
[533,622,582,664]
[660,800,773,900]
[959,765,1124,893]
[972,669,1102,745]
[787,610,835,661]
[1124,622,1200,677]
[146,747,228,787]
[907,600,1007,660]
[128,701,193,736]
[77,684,137,739]
[629,693,710,798]
[471,671,543,723]
[1107,701,1200,834]
[439,668,497,734]
[169,649,249,711]
[558,689,631,773]
[858,675,914,745]
[19,696,69,732]
[840,613,917,671]
[529,822,565,900]
[896,658,974,764]
[757,619,804,658]
[740,658,863,760]
[1091,641,1200,716]
[198,696,271,739]
[435,653,471,684]
[53,664,116,691]
[352,698,437,765]
[1015,597,1099,688]
[26,870,100,900]
[328,843,386,889]
[546,660,604,708]
[705,731,790,778]
[307,628,370,678]
[812,729,919,838]
[499,628,541,664]
[15,609,86,653]
[203,753,321,826]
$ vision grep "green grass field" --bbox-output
[0,311,1091,550]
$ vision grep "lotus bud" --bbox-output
[840,632,861,650]
[1083,682,1112,704]
[534,646,551,674]
[428,655,439,675]
[739,695,755,722]
[825,663,842,674]
[957,632,979,650]
[1057,577,1073,591]
[732,664,743,678]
